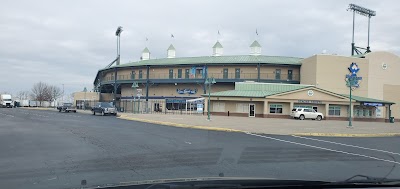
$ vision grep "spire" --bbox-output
[212,41,223,56]
[141,47,150,60]
[250,40,261,56]
[167,44,176,58]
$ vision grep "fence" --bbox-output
[119,99,205,115]
[76,99,205,115]
[101,73,300,82]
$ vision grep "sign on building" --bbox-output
[197,104,203,113]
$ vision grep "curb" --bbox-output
[117,115,244,133]
[20,107,57,111]
[118,115,400,137]
[293,133,400,137]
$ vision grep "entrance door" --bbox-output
[223,68,228,79]
[275,69,281,80]
[312,106,318,112]
[288,70,293,80]
[249,104,255,117]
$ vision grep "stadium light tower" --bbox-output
[347,4,376,56]
[115,26,123,65]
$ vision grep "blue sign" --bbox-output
[363,102,383,107]
[176,88,197,94]
[345,62,362,89]
[348,62,360,75]
[166,99,186,103]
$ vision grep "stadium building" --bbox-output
[90,40,400,122]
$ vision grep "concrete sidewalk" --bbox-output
[118,113,400,137]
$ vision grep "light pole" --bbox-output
[346,75,357,128]
[83,87,87,110]
[205,77,216,121]
[131,82,139,113]
[115,26,123,65]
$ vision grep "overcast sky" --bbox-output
[1,0,399,97]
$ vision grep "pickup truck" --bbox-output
[57,103,77,113]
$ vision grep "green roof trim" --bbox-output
[340,94,394,104]
[100,55,302,71]
[202,82,312,98]
[250,40,261,47]
[212,41,223,48]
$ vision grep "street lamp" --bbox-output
[131,82,139,113]
[83,87,87,110]
[205,77,216,121]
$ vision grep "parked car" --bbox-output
[92,102,117,116]
[290,108,324,121]
[57,103,77,113]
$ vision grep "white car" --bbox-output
[290,108,324,121]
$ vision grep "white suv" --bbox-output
[291,108,324,121]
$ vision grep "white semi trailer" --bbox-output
[0,94,13,108]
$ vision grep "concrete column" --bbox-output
[289,102,294,111]
[325,103,329,119]
[263,101,269,117]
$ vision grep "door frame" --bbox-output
[249,104,255,117]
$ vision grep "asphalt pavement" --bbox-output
[1,108,400,189]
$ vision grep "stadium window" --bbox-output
[270,104,283,114]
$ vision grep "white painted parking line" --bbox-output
[292,135,400,156]
[246,132,400,165]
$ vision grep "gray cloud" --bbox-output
[0,0,399,96]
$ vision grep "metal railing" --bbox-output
[119,99,204,115]
[101,73,299,82]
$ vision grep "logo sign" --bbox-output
[345,62,362,89]
[307,90,314,97]
[176,88,197,94]
[382,63,388,70]
[298,100,322,104]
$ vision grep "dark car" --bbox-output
[91,102,117,116]
[57,103,77,113]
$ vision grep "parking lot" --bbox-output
[1,108,400,189]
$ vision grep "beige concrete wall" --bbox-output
[207,65,258,79]
[315,55,369,96]
[210,100,263,115]
[259,65,300,80]
[149,66,193,79]
[270,88,349,103]
[73,92,99,102]
[100,93,114,101]
[365,52,400,100]
[383,84,400,118]
[300,55,317,85]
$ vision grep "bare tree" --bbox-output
[47,85,62,102]
[31,82,49,106]
[16,91,30,100]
